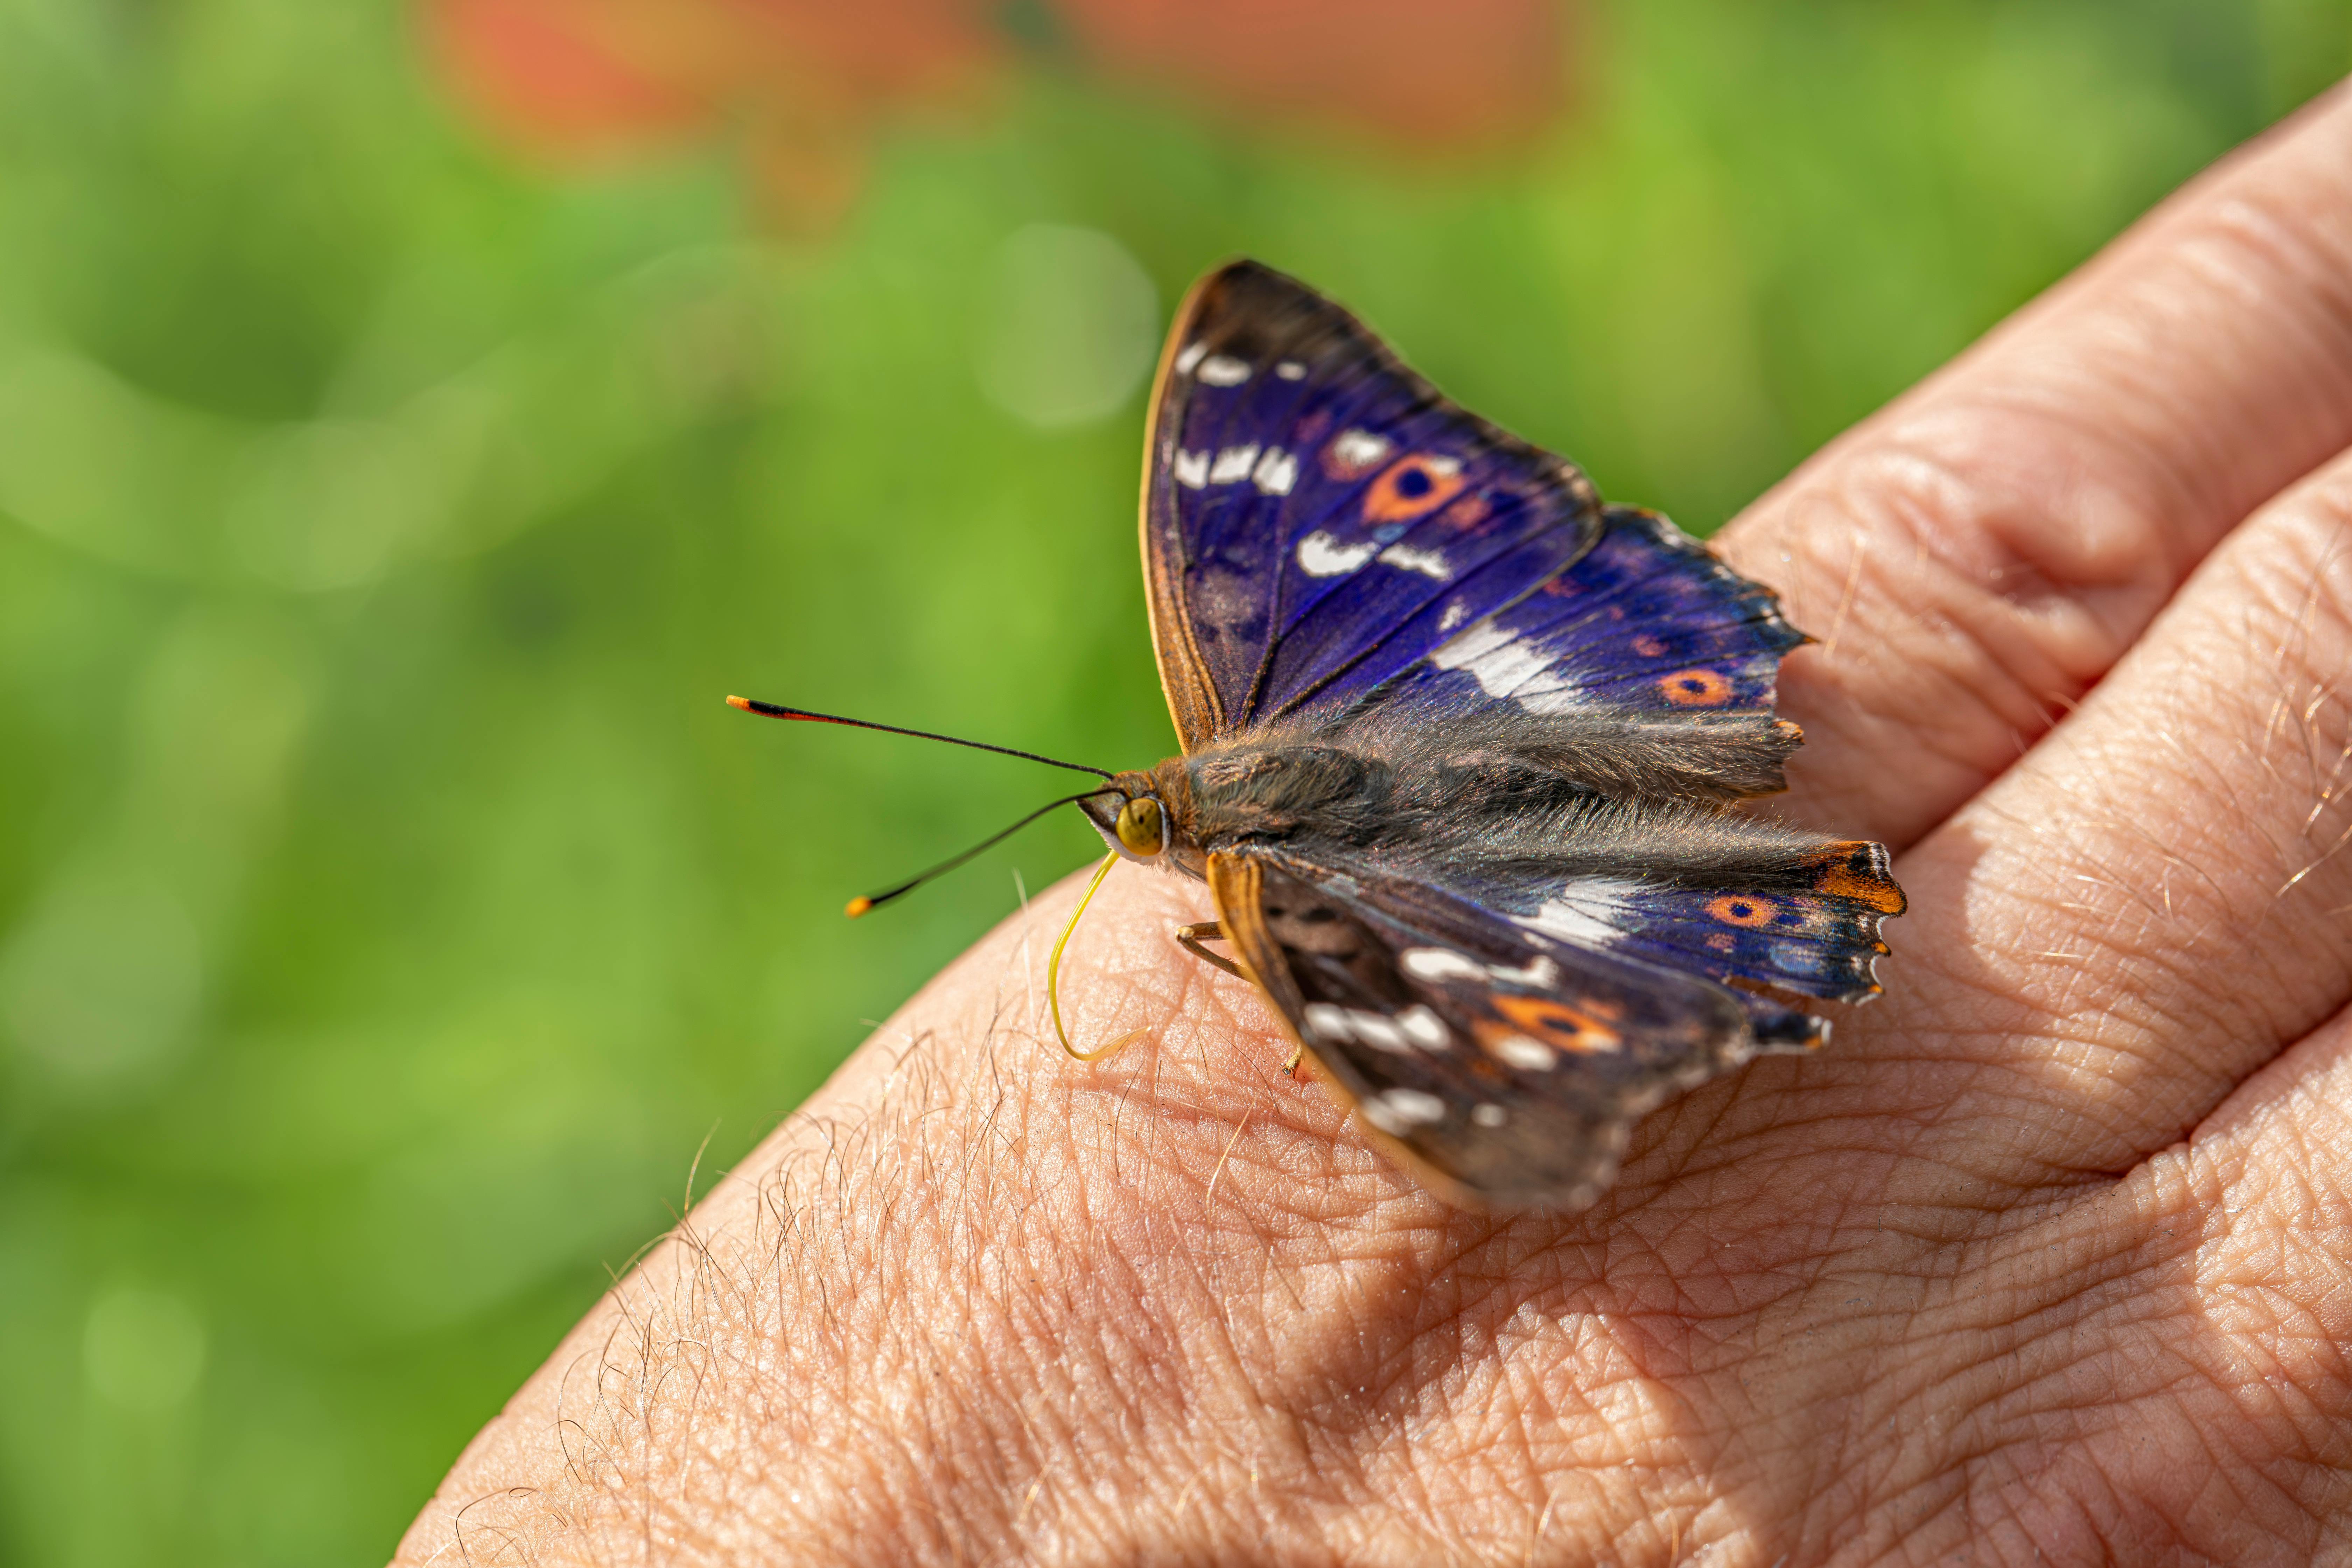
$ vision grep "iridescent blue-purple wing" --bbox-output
[1455,832,1907,1049]
[1206,849,1758,1210]
[1292,504,1807,735]
[1142,260,1603,750]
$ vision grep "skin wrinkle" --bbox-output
[1746,503,2100,845]
[1816,486,2352,1217]
[1825,1165,2200,1545]
[1830,438,2101,671]
[1934,1158,2319,1558]
[1898,390,2196,621]
[2180,186,2352,405]
[1896,1387,2121,1561]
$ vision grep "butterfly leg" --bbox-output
[1174,921,1246,979]
[1176,919,1301,1071]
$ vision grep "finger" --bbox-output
[1902,1002,2352,1558]
[1714,83,2352,848]
[1825,447,2352,1194]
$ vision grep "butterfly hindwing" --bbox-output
[1143,261,1604,751]
[1207,850,1757,1209]
[1452,829,1906,1010]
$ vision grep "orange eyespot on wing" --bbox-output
[1363,454,1469,523]
[1658,668,1733,706]
[1706,894,1778,928]
[1485,993,1624,1057]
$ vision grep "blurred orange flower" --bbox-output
[424,0,1572,227]
[1060,0,1569,148]
[425,0,1005,224]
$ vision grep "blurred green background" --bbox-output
[0,0,2342,1560]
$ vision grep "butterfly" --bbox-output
[734,259,1904,1210]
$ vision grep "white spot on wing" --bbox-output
[1438,601,1468,632]
[1362,1087,1448,1134]
[1349,1010,1410,1054]
[1379,543,1450,580]
[1275,360,1307,380]
[1298,531,1377,576]
[1210,444,1260,484]
[1173,449,1210,489]
[1397,1005,1450,1050]
[1252,447,1298,495]
[1430,618,1577,703]
[1514,880,1646,949]
[1401,947,1486,984]
[1494,1035,1559,1072]
[1302,1002,1349,1042]
[1198,354,1251,386]
[1488,955,1561,989]
[1472,1103,1508,1128]
[1332,428,1390,469]
[1175,342,1208,374]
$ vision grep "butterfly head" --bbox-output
[1080,771,1174,865]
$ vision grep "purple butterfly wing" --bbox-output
[1209,849,1757,1210]
[1142,260,1603,750]
[1441,831,1907,1049]
[1312,504,1808,731]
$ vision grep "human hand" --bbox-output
[394,88,2352,1565]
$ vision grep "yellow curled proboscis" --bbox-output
[1047,851,1145,1064]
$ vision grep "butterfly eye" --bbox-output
[1115,796,1165,857]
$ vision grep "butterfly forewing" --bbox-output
[1143,261,1604,750]
[1209,851,1756,1209]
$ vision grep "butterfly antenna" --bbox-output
[726,696,1116,780]
[1046,850,1146,1064]
[841,787,1119,919]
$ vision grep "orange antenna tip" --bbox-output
[726,695,753,711]
[844,896,873,918]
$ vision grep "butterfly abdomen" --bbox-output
[1356,705,1802,806]
[1172,713,1815,868]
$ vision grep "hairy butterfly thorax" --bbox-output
[732,259,1904,1211]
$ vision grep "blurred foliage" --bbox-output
[0,0,2343,1561]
